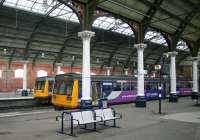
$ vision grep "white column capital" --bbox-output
[78,30,95,40]
[55,63,63,66]
[168,51,178,57]
[134,43,147,50]
[21,60,29,64]
[106,67,112,70]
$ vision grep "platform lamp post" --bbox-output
[78,30,95,109]
[157,53,169,114]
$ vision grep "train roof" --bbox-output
[55,73,160,81]
[36,76,55,81]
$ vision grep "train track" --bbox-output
[0,98,53,113]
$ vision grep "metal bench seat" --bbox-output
[72,111,101,125]
[94,108,122,127]
[58,110,101,136]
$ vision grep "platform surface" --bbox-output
[0,92,33,100]
[0,97,200,140]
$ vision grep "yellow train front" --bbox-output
[34,76,55,103]
[52,74,80,109]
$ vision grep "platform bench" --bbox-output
[94,108,122,127]
[56,108,122,136]
[57,110,101,136]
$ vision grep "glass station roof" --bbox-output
[176,40,189,51]
[3,0,188,49]
[145,31,167,46]
[93,16,134,36]
[4,0,79,22]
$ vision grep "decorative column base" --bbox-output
[169,93,178,102]
[191,92,199,100]
[80,99,93,110]
[135,96,146,107]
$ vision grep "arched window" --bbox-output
[176,40,189,51]
[15,69,23,78]
[4,0,80,23]
[0,70,2,78]
[93,16,134,36]
[37,70,47,77]
[145,31,167,46]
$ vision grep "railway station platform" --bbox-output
[0,97,199,140]
[0,92,34,111]
[0,91,33,99]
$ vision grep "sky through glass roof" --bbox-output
[145,31,167,46]
[2,0,179,47]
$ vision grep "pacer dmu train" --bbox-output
[52,73,166,109]
[34,76,55,103]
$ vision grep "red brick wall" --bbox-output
[0,60,193,92]
[0,60,125,92]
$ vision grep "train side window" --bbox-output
[123,83,130,91]
[130,84,134,90]
[102,83,113,92]
[186,83,191,88]
[177,83,181,88]
[145,84,150,90]
[113,82,121,91]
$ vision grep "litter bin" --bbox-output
[98,97,108,109]
[21,90,28,96]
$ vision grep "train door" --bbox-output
[91,82,101,105]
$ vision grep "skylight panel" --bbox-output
[145,31,167,46]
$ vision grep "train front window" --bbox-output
[53,82,59,93]
[59,82,66,95]
[55,78,73,96]
[66,79,73,96]
[36,81,45,90]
